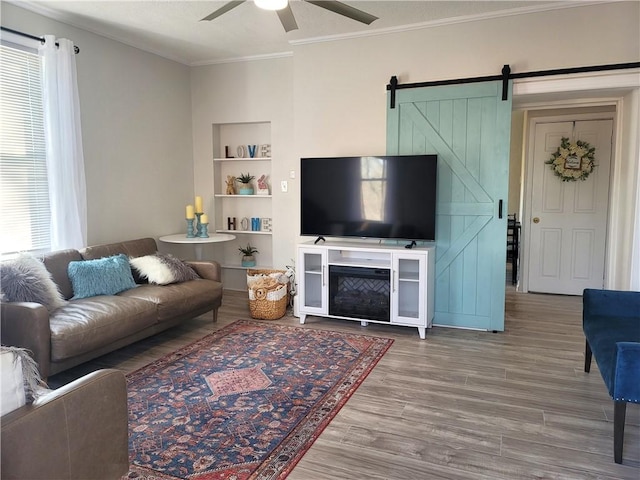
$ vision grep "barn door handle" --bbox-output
[498,199,503,219]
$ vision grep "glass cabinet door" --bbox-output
[297,248,327,317]
[392,253,426,326]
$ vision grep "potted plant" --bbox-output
[236,173,255,195]
[239,243,258,267]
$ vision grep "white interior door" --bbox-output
[527,119,613,295]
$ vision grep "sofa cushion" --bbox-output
[68,254,137,299]
[0,253,67,312]
[49,296,158,361]
[119,279,222,322]
[42,249,83,300]
[130,253,199,285]
[80,238,158,261]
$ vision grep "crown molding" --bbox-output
[289,1,612,47]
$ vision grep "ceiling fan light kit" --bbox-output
[254,0,288,11]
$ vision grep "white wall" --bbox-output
[2,3,193,246]
[191,1,639,283]
[611,88,640,288]
[190,57,295,278]
[5,1,638,284]
[508,111,525,218]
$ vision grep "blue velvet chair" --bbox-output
[582,288,640,464]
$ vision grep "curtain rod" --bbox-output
[1,26,80,54]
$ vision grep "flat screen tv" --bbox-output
[301,155,437,242]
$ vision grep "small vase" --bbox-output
[241,255,256,267]
[238,182,254,195]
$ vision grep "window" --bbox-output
[0,42,50,256]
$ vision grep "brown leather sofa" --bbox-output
[0,238,223,378]
[1,368,129,479]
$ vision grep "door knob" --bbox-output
[533,217,540,224]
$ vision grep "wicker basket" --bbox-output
[247,269,290,308]
[246,269,287,287]
[248,282,288,320]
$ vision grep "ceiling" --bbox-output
[12,1,590,65]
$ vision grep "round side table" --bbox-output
[159,233,236,260]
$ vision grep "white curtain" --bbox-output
[39,35,87,250]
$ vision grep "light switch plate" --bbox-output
[281,180,288,192]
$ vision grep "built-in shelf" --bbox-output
[214,194,272,198]
[221,264,274,271]
[212,121,273,291]
[213,157,271,162]
[216,229,272,235]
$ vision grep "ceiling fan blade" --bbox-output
[276,4,299,32]
[201,1,245,21]
[305,1,378,25]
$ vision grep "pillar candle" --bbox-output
[194,196,203,213]
[186,205,195,219]
[200,214,208,224]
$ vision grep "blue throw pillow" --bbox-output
[68,254,136,299]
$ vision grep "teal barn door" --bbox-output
[387,81,512,331]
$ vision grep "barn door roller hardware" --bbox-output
[387,62,640,109]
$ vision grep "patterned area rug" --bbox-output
[124,319,393,479]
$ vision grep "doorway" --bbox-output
[514,107,620,296]
[526,116,613,294]
[510,70,639,294]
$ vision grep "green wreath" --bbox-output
[545,137,596,182]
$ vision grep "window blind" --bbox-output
[0,42,50,255]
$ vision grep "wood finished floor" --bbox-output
[51,286,640,479]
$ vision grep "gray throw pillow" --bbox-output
[0,253,67,312]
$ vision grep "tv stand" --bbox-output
[314,236,326,244]
[297,241,435,339]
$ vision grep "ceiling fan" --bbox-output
[200,0,379,33]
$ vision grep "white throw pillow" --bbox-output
[129,253,199,285]
[129,255,175,285]
[0,350,26,416]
